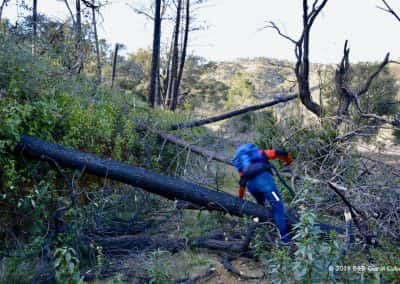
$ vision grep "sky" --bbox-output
[3,0,400,63]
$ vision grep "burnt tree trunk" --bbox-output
[171,0,190,110]
[15,135,346,235]
[32,0,38,55]
[166,0,182,109]
[91,0,101,84]
[75,0,83,73]
[335,40,352,124]
[16,135,275,222]
[148,0,162,108]
[161,30,174,105]
[170,92,301,130]
[269,0,328,117]
[111,43,119,88]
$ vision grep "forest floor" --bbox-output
[89,206,268,283]
[89,117,400,283]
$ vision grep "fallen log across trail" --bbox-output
[16,135,273,221]
[15,135,344,234]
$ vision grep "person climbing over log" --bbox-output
[232,143,293,244]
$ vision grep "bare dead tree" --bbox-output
[149,0,162,108]
[91,0,101,83]
[171,0,190,110]
[166,0,182,109]
[267,0,328,117]
[74,0,84,73]
[335,40,351,123]
[161,28,174,105]
[111,43,120,88]
[378,0,400,23]
[335,41,400,128]
[32,0,38,55]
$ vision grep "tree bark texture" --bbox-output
[111,43,119,88]
[74,0,83,73]
[171,0,190,110]
[16,135,274,222]
[91,0,101,83]
[32,0,38,55]
[148,0,162,108]
[166,0,182,109]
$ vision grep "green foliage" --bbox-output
[0,254,37,284]
[224,72,255,109]
[255,114,339,167]
[54,247,83,284]
[147,250,173,284]
[262,211,344,283]
[0,29,200,282]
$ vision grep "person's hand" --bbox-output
[284,154,293,166]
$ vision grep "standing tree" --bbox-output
[134,0,203,109]
[335,40,399,128]
[148,0,162,108]
[32,0,38,54]
[111,43,120,88]
[171,0,190,110]
[74,0,83,73]
[267,0,328,117]
[165,0,182,109]
[90,0,101,83]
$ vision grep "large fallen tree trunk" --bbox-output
[170,87,318,130]
[170,94,297,130]
[16,135,345,235]
[16,135,273,221]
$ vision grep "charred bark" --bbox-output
[335,40,351,123]
[91,0,101,83]
[16,135,274,222]
[15,135,345,237]
[166,0,182,110]
[170,93,299,130]
[335,41,398,128]
[74,0,83,73]
[171,0,190,110]
[268,0,328,117]
[148,0,162,108]
[32,0,38,55]
[111,43,120,88]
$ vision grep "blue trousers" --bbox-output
[247,172,291,243]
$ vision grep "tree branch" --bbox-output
[264,21,298,44]
[356,53,390,97]
[62,0,76,25]
[378,0,400,22]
